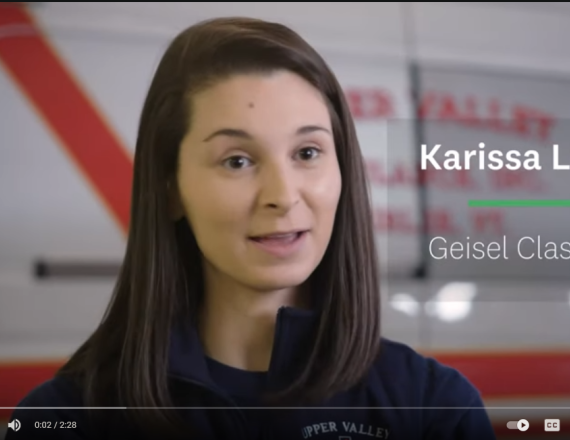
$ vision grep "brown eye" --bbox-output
[223,156,252,169]
[297,147,321,161]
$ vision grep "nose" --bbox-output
[258,162,300,213]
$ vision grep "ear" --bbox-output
[167,180,184,221]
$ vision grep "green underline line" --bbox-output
[469,200,570,207]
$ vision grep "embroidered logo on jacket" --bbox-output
[301,421,389,439]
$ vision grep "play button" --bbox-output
[517,419,529,431]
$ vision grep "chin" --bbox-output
[244,267,313,292]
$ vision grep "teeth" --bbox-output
[264,233,295,239]
[255,232,299,241]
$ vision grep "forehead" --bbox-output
[188,71,331,133]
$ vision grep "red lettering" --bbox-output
[389,164,413,186]
[372,207,465,236]
[511,105,532,137]
[471,209,504,235]
[365,160,417,187]
[345,88,394,120]
[490,169,544,193]
[426,209,459,234]
[366,160,481,190]
[536,113,555,141]
[369,89,393,118]
[417,165,479,190]
[373,208,416,233]
[367,161,546,194]
[416,167,431,186]
[452,169,478,190]
[487,98,507,132]
[462,95,482,127]
[428,169,479,190]
[376,208,459,234]
[522,107,556,142]
[346,89,364,118]
[438,93,461,120]
[417,91,556,142]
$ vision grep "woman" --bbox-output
[7,17,495,440]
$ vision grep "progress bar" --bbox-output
[2,407,570,410]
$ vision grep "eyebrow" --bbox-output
[202,125,331,142]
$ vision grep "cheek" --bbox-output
[307,165,342,224]
[178,172,252,235]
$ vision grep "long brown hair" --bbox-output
[58,16,380,435]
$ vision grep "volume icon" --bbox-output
[8,419,21,431]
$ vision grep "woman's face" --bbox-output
[176,71,342,292]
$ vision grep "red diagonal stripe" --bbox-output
[0,4,132,233]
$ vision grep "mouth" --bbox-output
[249,230,309,243]
[248,230,309,257]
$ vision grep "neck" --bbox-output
[199,264,308,372]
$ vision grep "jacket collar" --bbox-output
[167,306,319,391]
